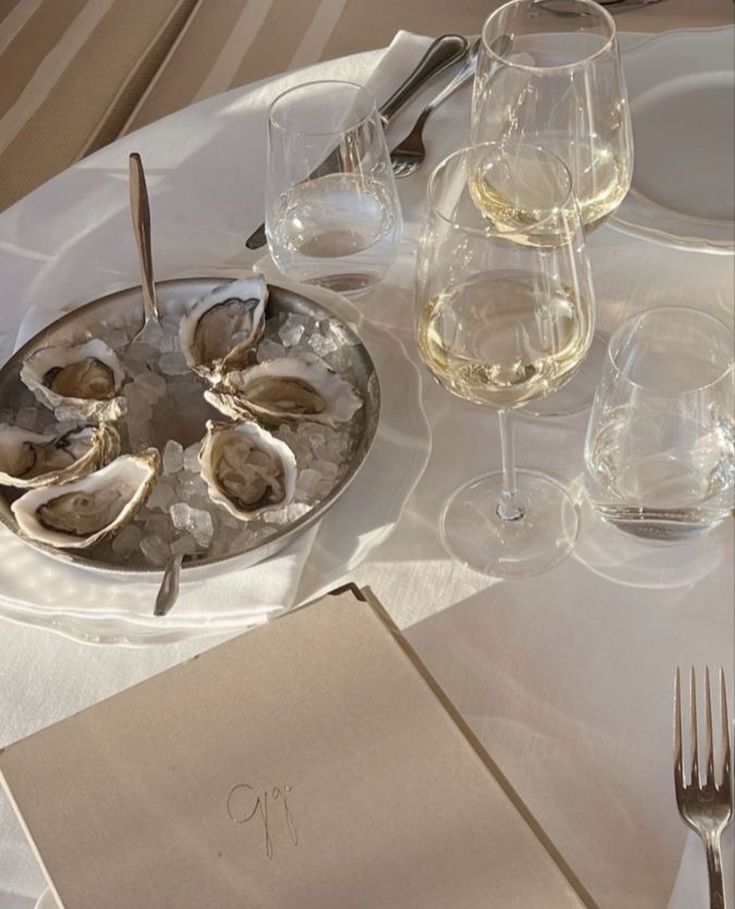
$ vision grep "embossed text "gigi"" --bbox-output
[227,783,298,860]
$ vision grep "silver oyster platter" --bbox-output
[0,277,380,578]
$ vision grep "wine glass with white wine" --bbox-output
[472,0,633,415]
[416,143,595,577]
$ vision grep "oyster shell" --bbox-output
[179,275,268,381]
[199,419,296,521]
[205,354,362,428]
[20,339,126,422]
[0,422,120,489]
[11,449,160,549]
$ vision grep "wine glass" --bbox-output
[416,142,595,577]
[585,307,734,542]
[472,0,633,415]
[265,80,402,297]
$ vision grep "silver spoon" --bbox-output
[128,152,160,342]
[154,553,183,617]
[126,153,183,615]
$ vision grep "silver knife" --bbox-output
[244,34,469,251]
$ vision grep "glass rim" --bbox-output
[267,79,378,137]
[482,0,617,75]
[607,306,734,395]
[426,141,578,237]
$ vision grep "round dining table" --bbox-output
[0,26,733,909]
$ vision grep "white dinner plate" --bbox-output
[613,26,735,253]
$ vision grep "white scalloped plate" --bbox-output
[612,27,734,254]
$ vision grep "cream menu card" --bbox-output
[0,586,597,908]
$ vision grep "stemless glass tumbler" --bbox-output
[416,143,595,577]
[585,308,735,543]
[265,80,402,296]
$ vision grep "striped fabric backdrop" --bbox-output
[0,0,731,211]
[0,0,200,211]
[121,0,493,134]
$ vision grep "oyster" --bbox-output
[20,339,126,422]
[0,422,120,489]
[205,354,362,428]
[179,275,268,381]
[11,449,160,549]
[199,419,296,521]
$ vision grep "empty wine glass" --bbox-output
[416,142,595,577]
[472,0,633,415]
[265,80,402,297]
[585,308,735,542]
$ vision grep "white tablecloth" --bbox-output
[0,34,733,909]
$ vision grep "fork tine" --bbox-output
[705,666,715,786]
[720,667,731,791]
[674,667,684,788]
[690,666,699,787]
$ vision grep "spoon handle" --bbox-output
[129,153,159,322]
[154,554,183,617]
[378,33,468,122]
[424,38,481,115]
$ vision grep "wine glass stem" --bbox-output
[496,408,525,522]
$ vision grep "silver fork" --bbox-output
[674,667,733,909]
[390,38,481,179]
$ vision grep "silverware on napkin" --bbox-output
[674,666,733,909]
[244,33,469,251]
[389,34,515,178]
[390,38,482,178]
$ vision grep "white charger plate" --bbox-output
[613,26,735,253]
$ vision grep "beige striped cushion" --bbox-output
[124,0,494,133]
[0,0,731,210]
[0,0,199,211]
[124,0,735,135]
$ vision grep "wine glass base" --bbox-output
[521,333,607,418]
[440,469,578,578]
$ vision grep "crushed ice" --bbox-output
[3,299,362,569]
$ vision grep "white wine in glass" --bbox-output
[416,143,595,577]
[472,0,633,414]
[472,0,633,231]
[466,144,582,246]
[418,272,590,409]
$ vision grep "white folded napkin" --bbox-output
[667,828,734,909]
[0,32,434,637]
